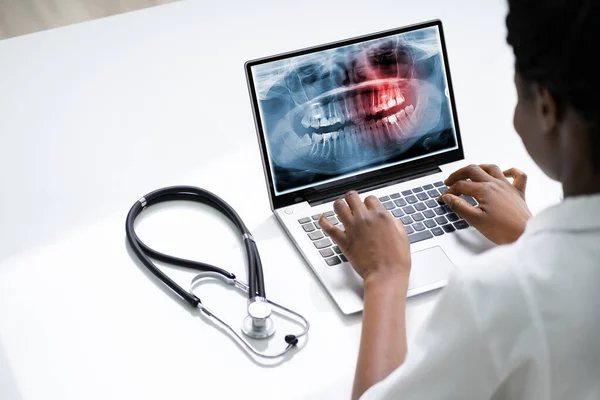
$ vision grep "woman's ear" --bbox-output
[534,85,559,134]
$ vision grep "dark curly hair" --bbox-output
[506,0,600,170]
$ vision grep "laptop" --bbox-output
[245,20,491,314]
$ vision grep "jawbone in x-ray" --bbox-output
[252,26,458,195]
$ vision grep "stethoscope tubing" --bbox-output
[125,186,266,307]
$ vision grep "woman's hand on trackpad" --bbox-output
[441,164,532,245]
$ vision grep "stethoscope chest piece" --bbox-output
[242,298,276,339]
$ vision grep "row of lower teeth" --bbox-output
[308,104,415,143]
[301,90,406,129]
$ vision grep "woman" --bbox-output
[319,0,600,398]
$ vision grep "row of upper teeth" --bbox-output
[301,88,406,129]
[308,104,415,143]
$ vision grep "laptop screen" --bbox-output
[249,23,459,197]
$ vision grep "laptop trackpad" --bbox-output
[408,246,454,294]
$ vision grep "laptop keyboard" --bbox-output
[297,180,478,266]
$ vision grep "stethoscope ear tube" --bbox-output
[125,186,264,307]
[126,201,202,307]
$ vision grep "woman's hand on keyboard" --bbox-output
[319,190,411,284]
[442,164,532,244]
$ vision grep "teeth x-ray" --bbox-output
[252,26,458,195]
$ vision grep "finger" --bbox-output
[394,218,407,236]
[503,168,528,193]
[478,164,506,180]
[333,199,352,226]
[443,180,481,198]
[319,215,346,246]
[445,164,494,186]
[345,191,365,215]
[441,194,484,222]
[364,195,386,212]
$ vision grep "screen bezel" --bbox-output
[245,19,464,210]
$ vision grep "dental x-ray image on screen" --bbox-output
[252,26,458,195]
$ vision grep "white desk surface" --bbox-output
[0,0,562,398]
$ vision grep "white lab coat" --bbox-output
[361,194,600,399]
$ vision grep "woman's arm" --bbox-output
[319,191,412,399]
[352,272,409,400]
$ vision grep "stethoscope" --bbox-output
[125,186,310,359]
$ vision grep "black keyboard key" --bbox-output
[312,214,321,220]
[383,201,395,210]
[423,184,434,190]
[412,213,424,222]
[314,238,332,249]
[434,207,447,216]
[405,225,414,234]
[302,223,316,232]
[406,195,418,204]
[401,190,412,196]
[400,216,413,225]
[412,187,424,193]
[402,205,416,214]
[378,195,391,202]
[325,256,341,266]
[308,231,324,240]
[454,220,470,230]
[409,230,434,244]
[442,224,456,233]
[319,248,334,258]
[461,195,478,206]
[333,246,342,254]
[424,219,437,228]
[427,189,440,198]
[438,186,449,195]
[392,209,405,218]
[423,209,435,218]
[390,193,401,199]
[394,198,407,207]
[416,192,429,201]
[415,203,427,211]
[413,222,426,231]
[425,199,438,208]
[435,216,448,225]
[298,217,311,224]
[431,227,444,236]
[447,213,459,222]
[340,254,348,263]
[433,181,445,187]
[323,211,335,217]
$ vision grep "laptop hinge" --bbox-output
[305,161,442,206]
